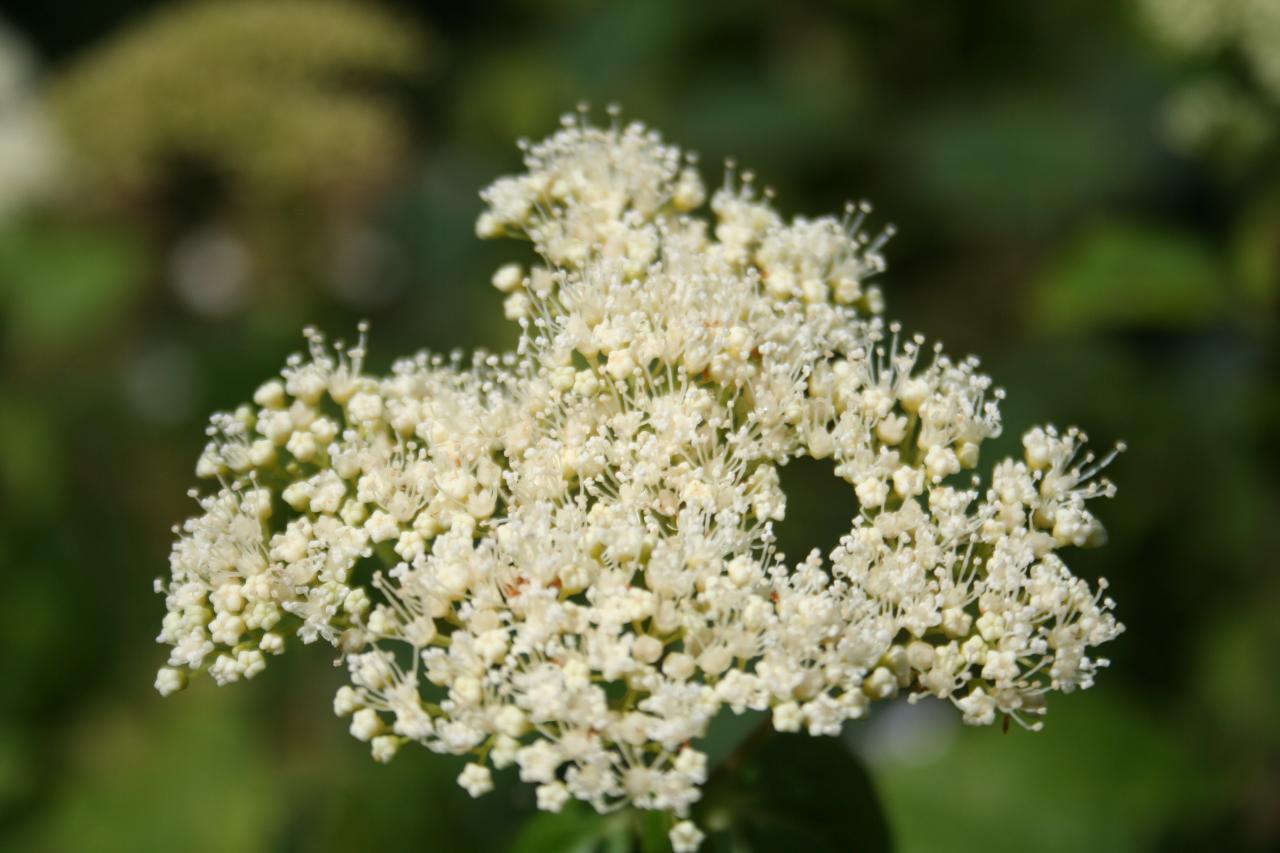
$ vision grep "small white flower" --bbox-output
[333,685,361,717]
[370,735,400,764]
[492,262,524,293]
[457,763,493,798]
[154,667,186,697]
[669,820,705,853]
[772,701,802,733]
[349,708,382,742]
[536,782,570,813]
[347,391,383,425]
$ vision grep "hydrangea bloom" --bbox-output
[155,108,1123,848]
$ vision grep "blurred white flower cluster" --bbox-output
[0,21,60,222]
[155,108,1123,848]
[1139,0,1280,158]
[1139,0,1280,99]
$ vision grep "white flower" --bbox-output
[154,107,1124,828]
[457,763,494,798]
[670,820,705,852]
[536,782,570,813]
[370,735,400,764]
[516,740,563,784]
[1139,0,1280,103]
[957,687,998,726]
[349,708,382,742]
[0,24,60,222]
[154,667,186,697]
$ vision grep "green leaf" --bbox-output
[696,729,892,853]
[1029,221,1226,335]
[13,694,280,853]
[509,802,619,853]
[700,709,769,770]
[1232,192,1280,321]
[0,390,62,517]
[900,95,1145,231]
[0,220,147,348]
[871,695,1215,853]
[633,808,672,853]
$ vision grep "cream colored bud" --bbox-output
[492,263,524,293]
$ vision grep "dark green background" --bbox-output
[1,1,1276,850]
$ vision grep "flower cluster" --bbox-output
[54,0,427,208]
[0,21,60,222]
[1138,0,1280,159]
[1139,0,1280,100]
[155,108,1123,849]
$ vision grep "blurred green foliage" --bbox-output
[0,221,148,347]
[0,0,1276,850]
[868,694,1217,853]
[1029,221,1226,334]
